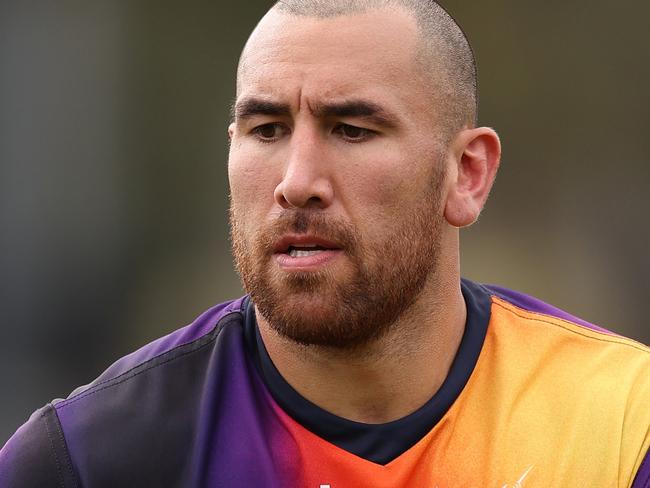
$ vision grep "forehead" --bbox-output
[237,8,429,112]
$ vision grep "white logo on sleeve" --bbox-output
[501,465,534,488]
[318,465,533,488]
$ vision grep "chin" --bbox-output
[271,278,341,316]
[252,280,358,347]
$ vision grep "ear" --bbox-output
[227,123,235,142]
[444,127,501,227]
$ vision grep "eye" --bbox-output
[334,123,374,142]
[251,123,287,143]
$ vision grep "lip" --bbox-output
[272,234,342,254]
[275,249,343,270]
[273,234,343,271]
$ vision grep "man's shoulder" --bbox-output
[0,296,250,488]
[465,281,650,487]
[60,296,248,403]
[479,281,650,440]
[0,405,76,488]
[464,279,650,407]
[51,295,250,433]
[482,283,650,361]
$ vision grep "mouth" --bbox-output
[286,243,331,258]
[274,235,341,254]
[273,235,343,269]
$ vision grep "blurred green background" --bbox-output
[1,1,648,442]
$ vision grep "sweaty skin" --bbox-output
[228,6,500,423]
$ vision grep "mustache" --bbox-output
[258,210,359,254]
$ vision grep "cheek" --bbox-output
[342,150,428,212]
[228,148,277,213]
[337,165,410,245]
[341,150,444,237]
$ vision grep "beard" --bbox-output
[229,169,445,350]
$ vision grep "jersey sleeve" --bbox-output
[625,358,650,488]
[0,404,78,488]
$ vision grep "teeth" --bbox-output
[289,249,323,258]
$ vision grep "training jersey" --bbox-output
[1,279,649,487]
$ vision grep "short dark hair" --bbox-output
[272,0,478,134]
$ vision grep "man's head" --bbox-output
[228,0,500,349]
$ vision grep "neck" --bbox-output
[257,250,466,424]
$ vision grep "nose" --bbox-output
[274,128,334,209]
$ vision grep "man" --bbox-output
[1,1,649,486]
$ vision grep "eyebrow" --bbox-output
[232,97,400,129]
[232,98,291,120]
[311,100,400,128]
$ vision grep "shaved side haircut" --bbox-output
[272,0,478,137]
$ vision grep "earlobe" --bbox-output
[444,127,501,227]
